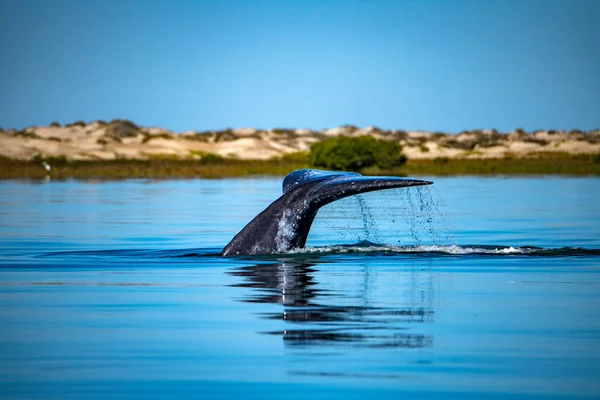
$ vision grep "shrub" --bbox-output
[45,155,68,166]
[50,121,61,127]
[15,130,39,139]
[97,135,122,144]
[188,150,225,163]
[66,120,86,128]
[309,136,406,171]
[199,152,225,164]
[107,120,140,138]
[183,133,210,142]
[277,151,309,163]
[110,119,138,127]
[271,128,295,135]
[593,154,600,164]
[214,129,236,142]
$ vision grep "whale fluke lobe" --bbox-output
[221,169,433,256]
[281,169,361,194]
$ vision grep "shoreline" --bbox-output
[2,121,599,179]
[2,153,599,179]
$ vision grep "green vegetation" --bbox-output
[309,136,407,171]
[31,154,69,167]
[0,152,599,180]
[276,151,309,163]
[394,153,600,176]
[187,151,225,163]
[0,156,309,179]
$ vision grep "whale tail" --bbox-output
[221,169,433,256]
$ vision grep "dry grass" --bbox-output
[372,153,600,176]
[0,156,309,179]
[1,152,599,180]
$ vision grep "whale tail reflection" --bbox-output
[229,261,434,348]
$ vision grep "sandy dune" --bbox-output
[1,121,598,161]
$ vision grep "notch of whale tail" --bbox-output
[221,169,433,256]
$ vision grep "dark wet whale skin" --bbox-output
[221,169,432,256]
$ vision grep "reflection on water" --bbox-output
[229,261,434,348]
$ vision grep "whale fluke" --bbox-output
[221,169,433,256]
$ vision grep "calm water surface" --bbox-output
[0,176,599,399]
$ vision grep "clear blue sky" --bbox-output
[1,0,598,132]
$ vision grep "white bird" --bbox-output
[42,161,51,172]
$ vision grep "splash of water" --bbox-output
[311,185,455,247]
[380,185,456,246]
[354,194,378,243]
[290,244,600,256]
[415,185,455,245]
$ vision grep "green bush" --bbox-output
[277,151,309,163]
[188,150,225,164]
[309,136,406,171]
[199,152,225,164]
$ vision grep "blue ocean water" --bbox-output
[0,177,599,399]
